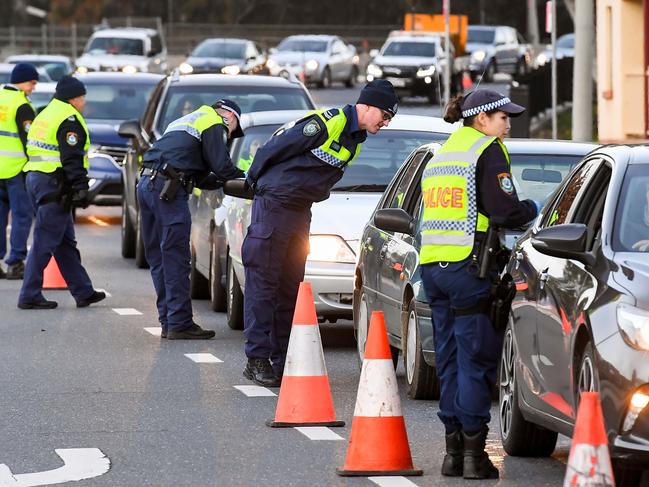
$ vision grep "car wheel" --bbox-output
[135,209,149,269]
[318,67,332,89]
[209,237,226,312]
[499,318,558,456]
[576,341,599,403]
[345,66,358,88]
[189,244,209,299]
[226,257,244,330]
[484,60,496,82]
[354,290,370,369]
[121,197,135,258]
[402,297,439,400]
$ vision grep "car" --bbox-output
[86,152,122,206]
[5,54,74,81]
[179,38,268,76]
[192,113,457,329]
[268,35,359,88]
[117,73,316,268]
[499,144,649,485]
[466,25,533,81]
[75,28,168,74]
[366,32,459,104]
[354,139,597,400]
[536,33,575,66]
[0,63,53,84]
[28,82,56,113]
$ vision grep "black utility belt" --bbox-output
[141,164,194,201]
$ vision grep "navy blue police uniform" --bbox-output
[138,99,244,340]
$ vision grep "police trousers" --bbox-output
[242,196,311,375]
[0,173,33,265]
[420,259,503,433]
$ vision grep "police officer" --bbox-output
[0,63,38,280]
[139,99,244,339]
[242,80,398,387]
[18,76,105,309]
[419,90,538,479]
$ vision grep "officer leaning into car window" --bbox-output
[138,99,244,340]
[18,76,106,310]
[241,80,398,387]
[0,63,39,280]
[419,89,538,480]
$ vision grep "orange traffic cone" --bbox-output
[43,257,67,290]
[337,311,422,477]
[267,282,344,428]
[462,70,473,91]
[563,392,615,486]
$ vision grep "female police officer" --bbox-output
[419,90,538,479]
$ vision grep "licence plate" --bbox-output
[386,77,407,87]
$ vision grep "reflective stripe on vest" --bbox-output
[0,88,32,178]
[419,126,510,264]
[24,98,90,173]
[305,109,361,170]
[164,105,226,140]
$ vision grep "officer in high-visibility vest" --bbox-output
[419,90,538,480]
[242,80,398,387]
[139,99,244,340]
[18,76,106,309]
[0,63,38,280]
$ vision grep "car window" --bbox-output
[150,35,163,55]
[87,37,144,56]
[576,163,611,250]
[83,82,157,122]
[613,164,649,252]
[231,124,279,170]
[468,28,495,44]
[277,39,328,53]
[193,41,246,59]
[382,41,436,57]
[142,79,166,130]
[384,150,428,210]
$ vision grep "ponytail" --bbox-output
[443,94,464,124]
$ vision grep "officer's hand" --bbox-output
[196,173,223,191]
[71,189,90,209]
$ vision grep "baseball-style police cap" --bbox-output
[214,99,244,138]
[10,63,39,84]
[461,89,525,118]
[357,79,399,117]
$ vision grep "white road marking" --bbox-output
[233,385,277,397]
[143,327,162,336]
[0,448,110,486]
[184,353,223,363]
[294,427,344,441]
[112,308,142,316]
[369,477,420,487]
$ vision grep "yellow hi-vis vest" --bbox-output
[164,105,227,139]
[0,88,32,178]
[24,98,90,173]
[419,126,510,264]
[303,108,362,169]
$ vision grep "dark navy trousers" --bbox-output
[19,171,94,304]
[242,196,311,375]
[0,173,33,265]
[420,259,502,433]
[137,175,193,333]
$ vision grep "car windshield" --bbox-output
[277,39,328,52]
[9,61,68,81]
[468,28,496,44]
[509,153,585,204]
[193,41,246,59]
[382,41,436,57]
[29,90,54,112]
[86,37,144,56]
[556,34,575,49]
[84,82,157,121]
[157,85,313,133]
[613,164,649,252]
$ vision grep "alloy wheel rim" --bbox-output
[499,329,515,440]
[578,354,596,394]
[406,310,417,384]
[357,295,369,362]
[227,261,234,311]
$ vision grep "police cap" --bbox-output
[461,89,525,118]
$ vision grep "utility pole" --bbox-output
[572,0,594,141]
[527,0,540,45]
[443,0,451,106]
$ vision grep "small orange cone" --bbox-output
[337,311,422,477]
[267,282,344,428]
[462,70,474,91]
[563,392,615,486]
[43,256,67,290]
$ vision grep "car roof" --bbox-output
[168,73,307,88]
[387,32,442,43]
[6,54,71,62]
[90,28,158,38]
[282,35,337,41]
[77,72,164,84]
[198,38,249,44]
[588,143,649,165]
[503,139,599,155]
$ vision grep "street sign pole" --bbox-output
[550,0,557,139]
[443,0,451,107]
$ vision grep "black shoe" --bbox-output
[0,264,6,279]
[161,329,167,339]
[441,430,464,477]
[167,323,215,340]
[18,299,58,310]
[76,290,106,308]
[6,261,25,280]
[243,358,281,387]
[462,428,499,480]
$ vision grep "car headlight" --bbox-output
[88,178,98,188]
[266,59,277,70]
[536,53,548,66]
[617,304,649,350]
[308,235,355,264]
[122,65,138,74]
[179,62,194,74]
[221,64,241,75]
[471,50,486,62]
[417,65,436,77]
[75,66,89,74]
[366,63,382,77]
[305,59,319,71]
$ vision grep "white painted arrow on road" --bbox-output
[0,448,110,486]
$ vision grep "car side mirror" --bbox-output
[223,178,254,200]
[531,223,595,265]
[373,208,415,234]
[118,119,146,148]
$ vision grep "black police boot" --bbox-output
[76,290,106,308]
[441,430,464,477]
[6,261,25,280]
[244,358,281,388]
[17,299,58,310]
[462,428,499,480]
[160,328,167,339]
[167,323,216,340]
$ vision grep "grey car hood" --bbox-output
[310,192,381,242]
[374,55,437,67]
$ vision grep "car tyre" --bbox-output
[209,237,226,312]
[499,318,558,457]
[318,67,332,89]
[402,297,440,400]
[121,197,135,258]
[226,257,244,330]
[345,66,358,88]
[135,209,149,269]
[189,244,209,299]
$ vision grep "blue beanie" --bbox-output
[56,75,86,101]
[357,79,399,116]
[10,63,39,84]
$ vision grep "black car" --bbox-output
[500,145,649,484]
[179,38,268,76]
[118,73,315,268]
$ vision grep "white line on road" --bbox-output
[369,477,420,487]
[143,327,161,336]
[112,308,142,316]
[185,353,223,363]
[294,427,344,441]
[234,385,277,397]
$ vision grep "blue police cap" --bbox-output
[461,89,525,118]
[214,99,244,138]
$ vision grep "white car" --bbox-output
[5,54,73,81]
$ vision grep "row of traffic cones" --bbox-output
[270,282,616,481]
